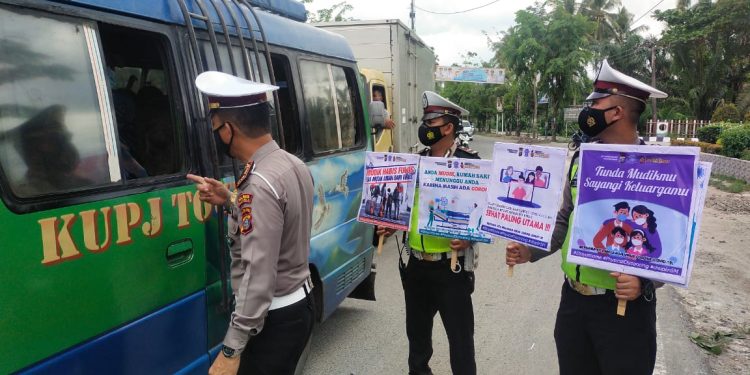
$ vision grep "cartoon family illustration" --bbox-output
[591,201,662,258]
[499,165,549,205]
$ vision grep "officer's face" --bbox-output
[590,96,624,125]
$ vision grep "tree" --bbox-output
[578,0,622,42]
[301,0,354,23]
[495,1,593,140]
[656,0,750,119]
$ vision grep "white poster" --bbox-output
[417,157,493,243]
[481,143,568,250]
[357,152,419,231]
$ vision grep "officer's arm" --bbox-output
[223,182,283,353]
[529,176,574,262]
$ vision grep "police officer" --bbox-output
[379,91,479,375]
[188,71,315,375]
[506,60,666,375]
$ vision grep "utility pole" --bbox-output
[410,0,415,31]
[650,41,657,125]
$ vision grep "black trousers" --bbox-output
[403,256,476,375]
[237,295,314,375]
[554,281,657,375]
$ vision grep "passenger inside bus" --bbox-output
[101,24,181,179]
[3,105,92,195]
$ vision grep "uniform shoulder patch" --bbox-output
[455,146,480,159]
[240,205,253,235]
[237,193,253,207]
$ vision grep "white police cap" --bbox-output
[195,71,279,110]
[586,60,667,104]
[422,91,469,121]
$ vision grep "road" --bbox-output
[302,134,710,374]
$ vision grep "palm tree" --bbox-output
[579,0,621,42]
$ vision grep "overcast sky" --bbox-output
[306,0,678,66]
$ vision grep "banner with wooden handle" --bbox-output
[450,250,458,272]
[507,265,514,277]
[377,234,385,255]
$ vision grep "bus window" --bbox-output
[0,7,115,197]
[271,54,300,155]
[331,66,358,148]
[300,60,362,153]
[100,24,183,179]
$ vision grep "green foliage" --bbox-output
[719,125,750,158]
[302,0,353,22]
[689,329,748,355]
[742,149,750,161]
[656,0,750,120]
[711,103,741,122]
[710,174,750,193]
[745,111,750,123]
[670,139,722,154]
[696,125,723,143]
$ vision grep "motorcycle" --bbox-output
[458,131,471,148]
[567,130,591,151]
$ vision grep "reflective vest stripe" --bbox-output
[560,155,617,290]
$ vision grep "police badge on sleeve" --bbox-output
[238,193,254,235]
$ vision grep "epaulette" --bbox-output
[236,161,254,188]
[416,147,431,156]
[454,145,480,159]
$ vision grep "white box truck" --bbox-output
[316,20,437,153]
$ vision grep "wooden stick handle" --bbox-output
[377,234,385,255]
[507,265,514,277]
[617,299,627,316]
[450,250,458,272]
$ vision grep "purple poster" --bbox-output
[566,143,700,285]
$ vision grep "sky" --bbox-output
[305,0,679,66]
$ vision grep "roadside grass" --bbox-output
[690,325,749,355]
[709,174,750,194]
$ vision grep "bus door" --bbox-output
[0,4,208,373]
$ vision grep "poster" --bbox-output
[416,157,493,243]
[435,66,505,84]
[566,143,701,285]
[357,152,419,231]
[480,143,568,250]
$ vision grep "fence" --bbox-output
[645,119,712,139]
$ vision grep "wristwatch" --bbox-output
[221,345,241,358]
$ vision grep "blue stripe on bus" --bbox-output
[20,291,208,375]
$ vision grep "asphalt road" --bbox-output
[302,134,710,375]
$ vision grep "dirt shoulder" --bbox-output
[672,187,750,374]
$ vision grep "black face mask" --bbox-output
[213,123,233,158]
[418,122,449,146]
[577,106,617,137]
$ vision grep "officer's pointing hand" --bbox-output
[611,272,642,301]
[376,226,397,238]
[450,239,471,251]
[505,241,531,266]
[187,173,231,206]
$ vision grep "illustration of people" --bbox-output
[378,183,387,217]
[427,201,435,227]
[626,228,655,256]
[501,166,515,183]
[368,184,380,215]
[533,166,546,188]
[606,227,628,254]
[392,183,402,219]
[630,205,662,258]
[592,201,633,250]
[524,172,536,184]
[512,185,527,200]
[385,188,394,218]
[467,203,483,234]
